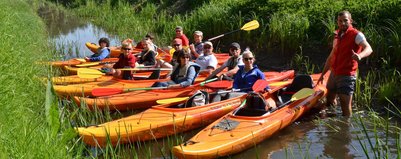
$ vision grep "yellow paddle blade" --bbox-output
[77,68,104,78]
[76,62,101,67]
[169,48,175,56]
[291,88,315,101]
[269,81,291,87]
[75,58,86,62]
[240,20,260,31]
[156,97,189,105]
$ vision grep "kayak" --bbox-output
[52,71,170,85]
[86,42,172,62]
[50,58,119,68]
[72,70,295,111]
[53,70,294,97]
[76,81,291,147]
[61,65,171,76]
[53,75,207,97]
[172,72,329,159]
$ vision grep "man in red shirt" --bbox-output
[318,11,373,117]
[175,26,189,47]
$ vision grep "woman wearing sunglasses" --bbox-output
[211,49,269,102]
[232,49,268,92]
[152,50,200,88]
[103,42,136,80]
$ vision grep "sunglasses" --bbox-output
[122,48,132,51]
[243,57,254,61]
[173,44,181,47]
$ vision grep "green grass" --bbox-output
[0,0,76,157]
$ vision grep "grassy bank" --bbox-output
[0,0,73,158]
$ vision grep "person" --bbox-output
[137,39,157,66]
[195,41,218,75]
[232,50,269,92]
[212,50,269,102]
[152,50,200,88]
[135,33,158,51]
[104,42,136,80]
[170,38,185,66]
[85,37,110,62]
[206,42,244,81]
[317,10,373,117]
[175,26,189,47]
[189,31,204,60]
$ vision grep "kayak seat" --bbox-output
[234,108,267,116]
[244,92,267,111]
[278,74,313,104]
[183,90,209,108]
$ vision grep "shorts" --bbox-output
[326,73,356,95]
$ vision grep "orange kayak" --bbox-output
[172,72,329,159]
[53,75,208,97]
[76,81,290,147]
[72,70,295,111]
[52,71,170,85]
[50,58,119,68]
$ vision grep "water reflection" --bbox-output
[38,4,120,59]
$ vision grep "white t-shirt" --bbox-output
[333,32,366,47]
[195,54,218,70]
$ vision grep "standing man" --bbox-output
[318,10,373,117]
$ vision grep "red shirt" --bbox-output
[330,27,362,76]
[177,34,189,47]
[113,53,136,69]
[113,53,136,79]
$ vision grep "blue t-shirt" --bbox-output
[233,65,269,92]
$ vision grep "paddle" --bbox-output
[155,79,270,104]
[277,88,315,109]
[169,20,260,55]
[77,67,173,78]
[91,78,219,97]
[207,20,260,41]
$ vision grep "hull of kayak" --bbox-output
[76,81,291,147]
[73,70,295,111]
[172,72,329,159]
[53,75,207,97]
[52,71,169,85]
[50,58,119,68]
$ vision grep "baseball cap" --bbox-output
[204,41,213,47]
[230,42,240,49]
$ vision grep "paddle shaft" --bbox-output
[207,29,241,41]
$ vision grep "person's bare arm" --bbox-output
[352,40,373,61]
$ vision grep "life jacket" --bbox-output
[226,56,240,71]
[171,62,201,84]
[331,27,362,76]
